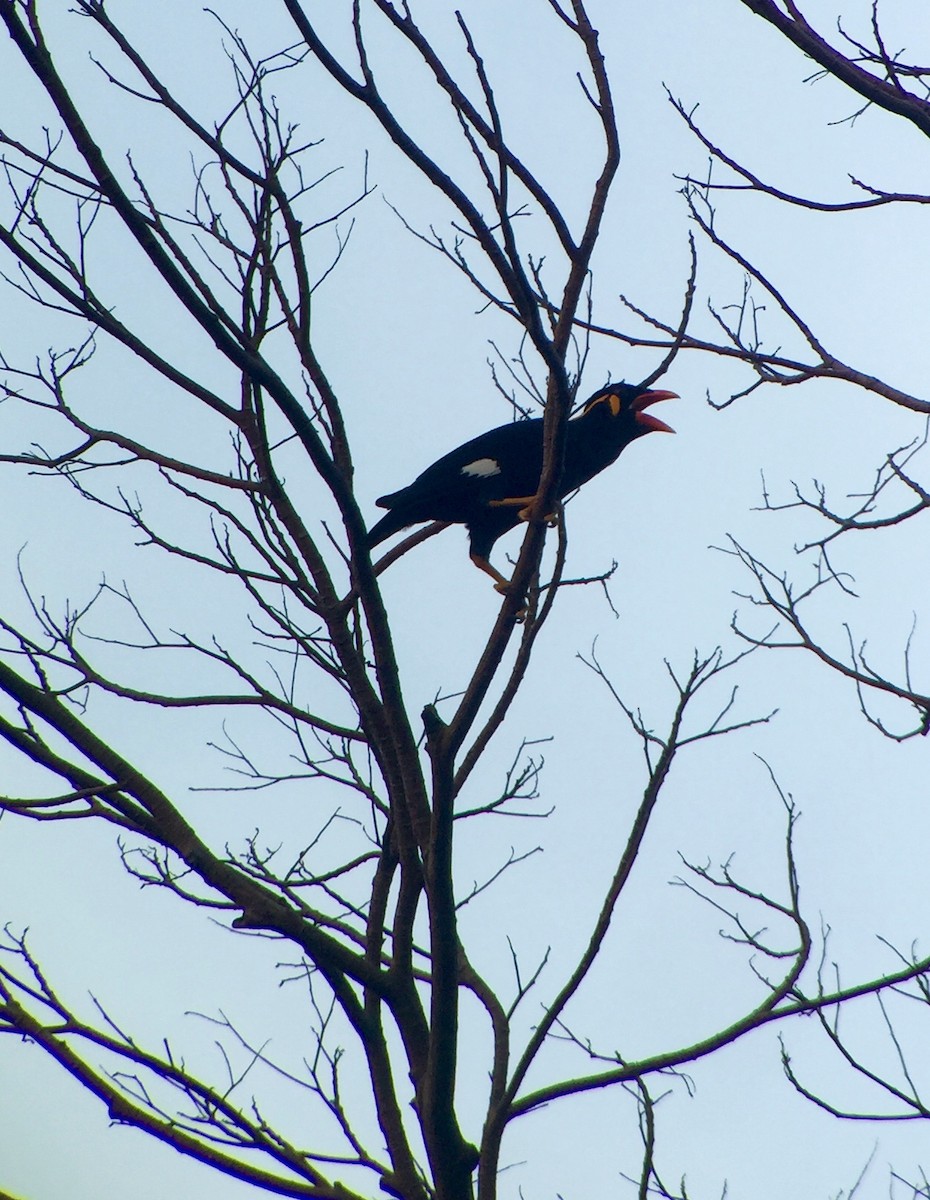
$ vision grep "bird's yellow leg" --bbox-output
[470,553,530,621]
[487,494,559,525]
[486,495,537,508]
[470,552,512,593]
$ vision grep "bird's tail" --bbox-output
[366,507,412,549]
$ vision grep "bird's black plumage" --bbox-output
[367,381,676,590]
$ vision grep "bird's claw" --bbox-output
[516,503,559,526]
[494,579,528,621]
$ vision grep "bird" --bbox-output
[366,381,677,591]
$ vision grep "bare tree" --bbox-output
[0,3,928,1199]
[612,2,930,742]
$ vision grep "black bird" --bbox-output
[367,381,677,590]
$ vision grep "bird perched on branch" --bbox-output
[367,381,677,591]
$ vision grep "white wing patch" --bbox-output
[461,457,501,478]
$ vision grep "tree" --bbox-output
[0,3,928,1199]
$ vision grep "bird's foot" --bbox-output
[493,578,528,622]
[487,494,558,526]
[516,501,559,526]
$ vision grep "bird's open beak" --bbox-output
[632,389,677,434]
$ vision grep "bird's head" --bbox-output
[580,382,677,435]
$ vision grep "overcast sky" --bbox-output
[1,2,928,1198]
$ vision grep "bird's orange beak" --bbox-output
[633,389,677,434]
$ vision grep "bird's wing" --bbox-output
[378,419,545,510]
